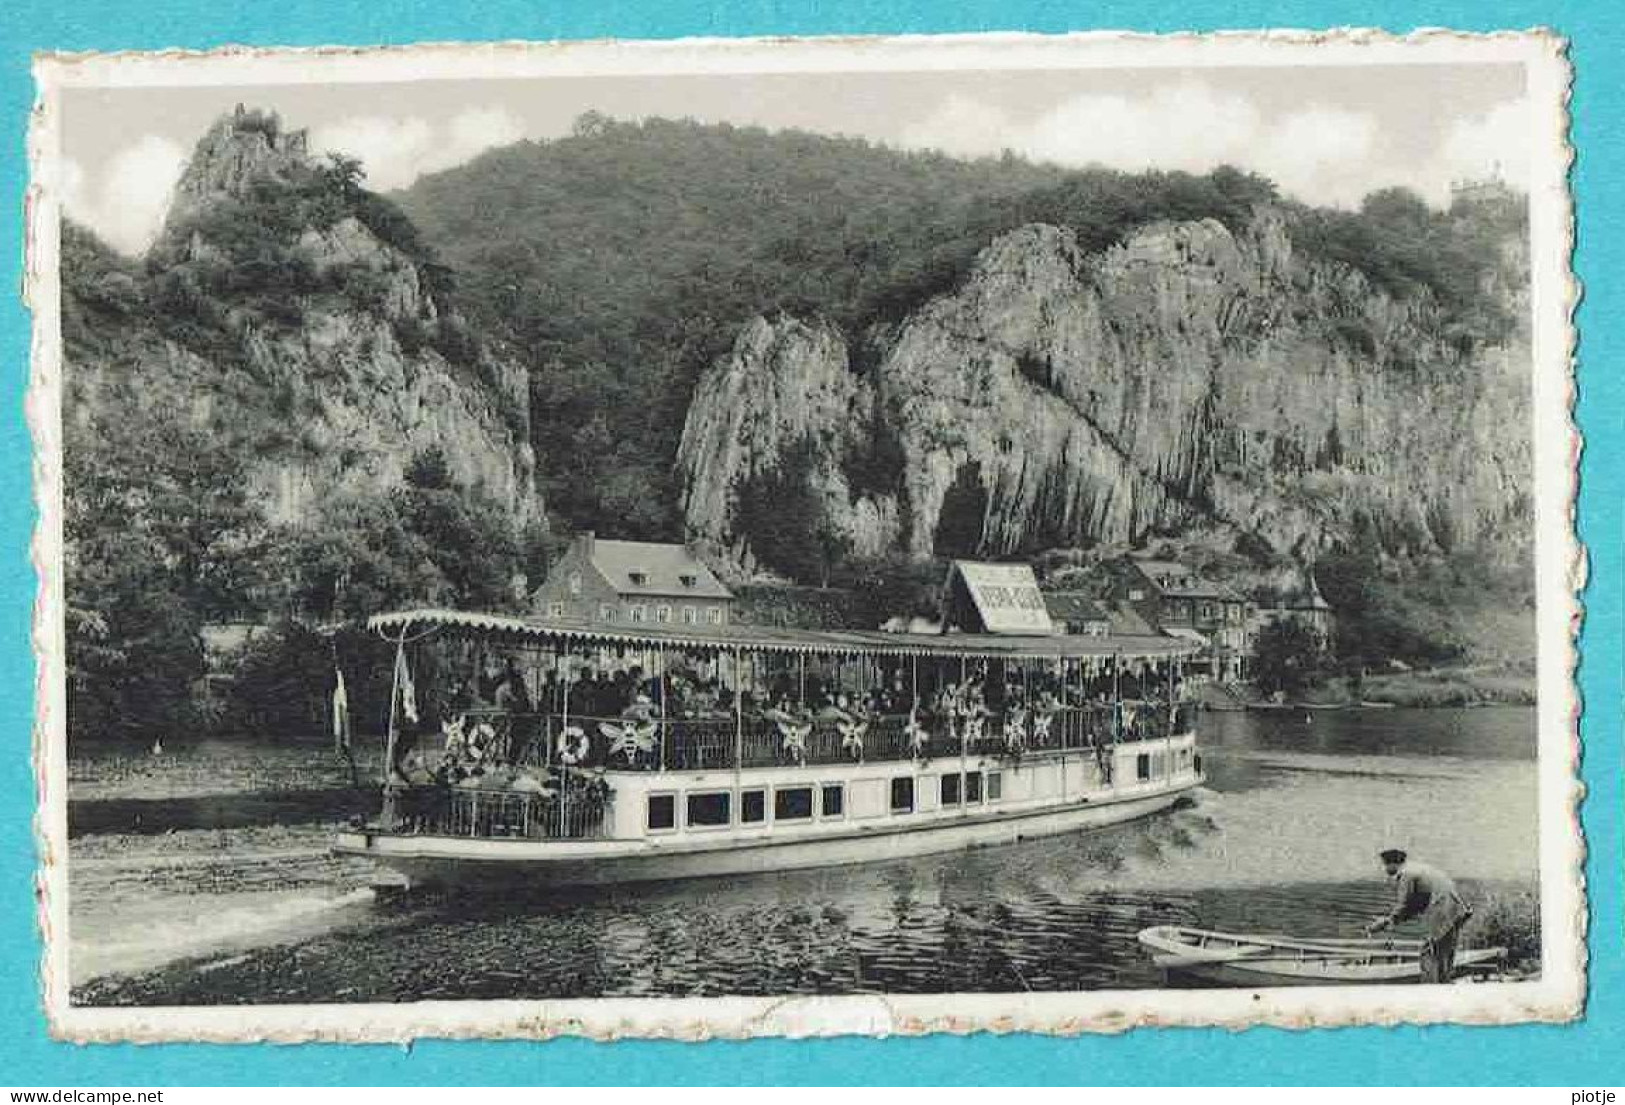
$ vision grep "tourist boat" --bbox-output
[332,607,1204,888]
[1136,925,1505,986]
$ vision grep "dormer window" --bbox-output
[679,574,697,588]
[628,571,648,586]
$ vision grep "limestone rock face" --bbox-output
[65,107,537,531]
[163,104,312,231]
[678,213,1530,568]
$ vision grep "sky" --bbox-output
[56,62,1529,256]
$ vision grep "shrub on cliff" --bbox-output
[268,448,524,622]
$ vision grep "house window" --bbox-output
[821,784,844,818]
[599,603,616,622]
[706,608,724,625]
[646,793,676,832]
[890,777,915,814]
[547,601,565,618]
[656,605,672,623]
[965,771,983,804]
[680,573,697,588]
[568,571,582,596]
[987,772,1003,801]
[1129,589,1145,600]
[629,604,648,623]
[940,773,962,806]
[628,571,648,586]
[1136,753,1152,781]
[741,789,766,824]
[775,786,814,821]
[687,791,731,828]
[681,606,698,625]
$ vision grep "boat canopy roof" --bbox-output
[367,607,1199,661]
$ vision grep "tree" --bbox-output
[64,391,267,744]
[1250,619,1326,697]
[272,451,524,621]
[731,439,851,586]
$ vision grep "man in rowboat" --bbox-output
[1364,848,1474,983]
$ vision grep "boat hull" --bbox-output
[335,779,1197,888]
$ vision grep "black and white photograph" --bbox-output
[31,31,1579,1040]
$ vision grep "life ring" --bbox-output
[556,724,590,766]
[467,720,498,762]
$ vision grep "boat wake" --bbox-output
[70,886,377,987]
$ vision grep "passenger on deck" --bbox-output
[476,657,507,704]
[537,670,560,712]
[818,695,855,725]
[509,768,547,794]
[495,657,532,713]
[401,750,435,787]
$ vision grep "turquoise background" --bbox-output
[1,0,1619,1086]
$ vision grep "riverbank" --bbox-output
[1355,665,1537,707]
[1193,664,1537,711]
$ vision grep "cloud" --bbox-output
[311,105,525,191]
[1437,100,1530,194]
[61,136,187,255]
[900,82,1423,209]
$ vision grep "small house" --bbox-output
[531,532,733,629]
[1109,558,1251,682]
[1043,591,1111,637]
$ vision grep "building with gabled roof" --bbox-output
[1107,556,1251,682]
[1043,591,1111,637]
[1251,571,1336,643]
[531,531,734,629]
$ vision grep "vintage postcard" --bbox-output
[28,30,1580,1042]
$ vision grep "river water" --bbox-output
[67,707,1539,1005]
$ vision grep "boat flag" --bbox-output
[395,646,420,724]
[332,668,351,755]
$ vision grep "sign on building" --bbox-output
[945,561,1055,635]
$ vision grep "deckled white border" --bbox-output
[26,28,1583,1044]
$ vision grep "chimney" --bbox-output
[579,530,596,559]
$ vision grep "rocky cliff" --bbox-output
[678,210,1531,572]
[63,105,537,532]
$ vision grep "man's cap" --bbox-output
[1379,848,1408,864]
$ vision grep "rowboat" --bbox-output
[1137,925,1504,987]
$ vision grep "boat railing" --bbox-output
[382,780,611,841]
[410,701,1195,773]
